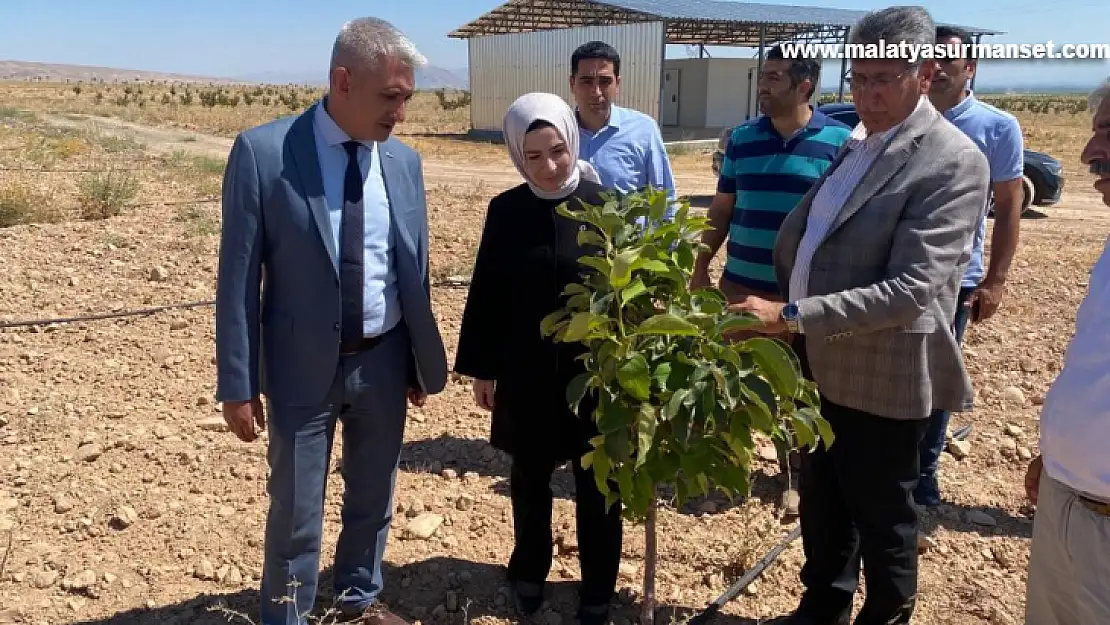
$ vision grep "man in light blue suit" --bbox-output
[215,16,447,625]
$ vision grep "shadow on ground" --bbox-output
[400,436,794,515]
[64,557,764,625]
[920,501,1035,541]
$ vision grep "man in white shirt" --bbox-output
[1023,77,1110,625]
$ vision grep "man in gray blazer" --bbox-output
[733,7,990,625]
[214,17,448,625]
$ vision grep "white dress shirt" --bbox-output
[789,97,925,318]
[1039,235,1110,501]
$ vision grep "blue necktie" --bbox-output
[340,140,364,352]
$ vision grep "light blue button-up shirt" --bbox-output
[941,90,1024,289]
[312,100,401,337]
[578,105,677,220]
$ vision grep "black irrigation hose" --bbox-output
[0,299,215,329]
[0,279,472,330]
[688,524,802,625]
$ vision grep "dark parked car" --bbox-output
[711,101,1064,216]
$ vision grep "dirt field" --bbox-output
[0,84,1106,625]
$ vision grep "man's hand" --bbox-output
[408,388,428,407]
[967,278,1005,322]
[1025,454,1044,506]
[223,397,265,442]
[729,296,786,334]
[472,379,496,411]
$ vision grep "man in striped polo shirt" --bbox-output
[692,45,851,517]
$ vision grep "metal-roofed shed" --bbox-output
[448,0,1000,140]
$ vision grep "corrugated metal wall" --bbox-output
[467,22,665,133]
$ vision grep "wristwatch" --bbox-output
[781,302,800,333]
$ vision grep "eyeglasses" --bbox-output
[846,66,916,90]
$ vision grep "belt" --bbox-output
[1079,495,1110,517]
[339,326,396,356]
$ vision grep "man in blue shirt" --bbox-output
[915,25,1025,507]
[569,41,677,218]
[692,45,851,518]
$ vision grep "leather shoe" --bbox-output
[338,602,410,625]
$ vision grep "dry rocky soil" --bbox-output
[0,111,1107,625]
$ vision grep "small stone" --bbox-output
[947,439,971,460]
[1004,424,1024,437]
[75,443,103,462]
[32,570,59,589]
[967,510,997,527]
[406,513,444,540]
[463,471,480,484]
[441,468,458,480]
[1002,387,1025,406]
[455,495,474,512]
[757,445,778,463]
[169,319,189,331]
[195,559,216,580]
[65,569,97,591]
[197,417,228,433]
[918,535,937,553]
[618,562,638,579]
[149,266,170,282]
[1017,447,1033,460]
[111,505,138,529]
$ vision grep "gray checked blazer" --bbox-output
[773,99,991,420]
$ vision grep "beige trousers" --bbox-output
[1025,468,1110,624]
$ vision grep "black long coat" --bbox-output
[453,180,607,464]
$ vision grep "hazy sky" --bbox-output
[2,0,1107,88]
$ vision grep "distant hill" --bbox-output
[0,59,242,84]
[0,59,470,90]
[238,66,469,90]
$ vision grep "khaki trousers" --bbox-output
[1025,468,1110,624]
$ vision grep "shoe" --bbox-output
[512,580,544,615]
[578,602,610,625]
[913,474,941,508]
[337,602,410,625]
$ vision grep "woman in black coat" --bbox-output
[453,92,621,624]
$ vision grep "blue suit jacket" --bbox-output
[214,101,448,406]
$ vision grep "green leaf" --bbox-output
[664,388,688,420]
[578,228,605,248]
[566,372,592,412]
[635,403,657,467]
[620,278,648,306]
[718,313,761,335]
[610,248,640,288]
[616,354,652,401]
[634,313,700,336]
[597,400,634,434]
[540,309,568,337]
[652,362,672,392]
[578,255,611,276]
[798,406,834,448]
[563,312,594,342]
[632,258,670,274]
[745,337,800,398]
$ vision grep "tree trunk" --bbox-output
[641,495,657,625]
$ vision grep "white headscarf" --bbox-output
[503,92,601,200]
